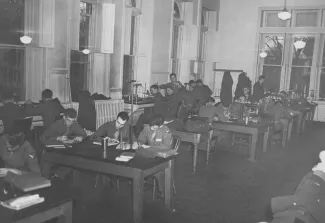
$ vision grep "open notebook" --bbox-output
[1,194,44,210]
[4,172,51,192]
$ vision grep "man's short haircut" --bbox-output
[42,89,53,99]
[264,92,271,97]
[166,86,173,91]
[64,108,78,119]
[196,79,203,84]
[2,90,14,100]
[259,75,266,80]
[150,84,159,90]
[169,73,177,78]
[189,80,195,85]
[149,114,164,127]
[207,97,215,103]
[117,111,129,121]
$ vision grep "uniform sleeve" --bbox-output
[282,107,292,119]
[23,142,40,172]
[160,128,172,149]
[138,126,149,144]
[71,123,87,137]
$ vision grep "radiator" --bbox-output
[62,99,124,129]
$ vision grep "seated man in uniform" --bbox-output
[159,73,185,95]
[189,80,196,91]
[267,100,292,134]
[40,108,87,145]
[91,111,135,144]
[25,89,65,130]
[0,125,40,175]
[133,115,172,199]
[196,79,213,97]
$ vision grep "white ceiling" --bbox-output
[202,0,220,11]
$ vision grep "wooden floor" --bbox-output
[48,122,324,223]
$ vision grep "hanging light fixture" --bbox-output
[278,0,291,20]
[293,40,306,49]
[20,35,32,44]
[259,51,268,58]
[82,49,90,54]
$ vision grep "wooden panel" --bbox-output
[178,59,190,83]
[138,0,154,57]
[49,69,69,102]
[124,7,132,55]
[205,30,218,62]
[70,0,80,50]
[180,25,198,60]
[207,10,217,31]
[92,53,106,95]
[101,3,115,53]
[39,0,55,47]
[25,47,43,100]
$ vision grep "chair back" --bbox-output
[171,136,181,152]
[13,117,33,134]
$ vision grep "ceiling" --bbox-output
[202,0,220,11]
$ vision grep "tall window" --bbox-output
[70,2,92,102]
[0,0,25,100]
[318,37,325,99]
[171,2,183,77]
[257,8,325,99]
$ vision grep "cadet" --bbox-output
[133,115,172,199]
[0,122,40,174]
[159,73,185,95]
[25,89,65,129]
[40,108,87,145]
[92,111,135,143]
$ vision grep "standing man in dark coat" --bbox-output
[220,71,233,108]
[252,75,266,102]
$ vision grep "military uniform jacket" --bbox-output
[138,125,172,150]
[0,136,40,172]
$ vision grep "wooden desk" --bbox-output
[41,142,174,223]
[279,118,293,147]
[211,122,271,162]
[170,130,202,173]
[0,182,73,223]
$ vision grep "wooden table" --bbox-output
[41,141,174,223]
[280,118,293,146]
[211,122,271,162]
[0,181,73,223]
[170,130,202,173]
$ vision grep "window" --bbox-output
[70,2,93,102]
[261,11,287,27]
[173,2,180,20]
[294,11,318,27]
[0,0,25,100]
[318,38,325,99]
[201,8,208,27]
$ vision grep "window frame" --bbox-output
[292,9,321,28]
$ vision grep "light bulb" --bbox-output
[293,40,306,49]
[278,10,291,20]
[82,49,90,54]
[259,51,267,58]
[20,36,32,44]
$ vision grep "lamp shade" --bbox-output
[20,36,32,44]
[82,49,90,54]
[259,51,267,58]
[278,10,291,20]
[293,40,306,49]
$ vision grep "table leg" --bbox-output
[282,123,288,148]
[133,173,144,223]
[57,201,73,223]
[248,133,258,162]
[193,143,198,173]
[206,131,212,165]
[301,115,306,133]
[287,121,293,142]
[297,113,302,135]
[263,129,269,153]
[164,160,174,210]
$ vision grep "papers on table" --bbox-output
[46,144,65,149]
[163,120,174,124]
[1,194,44,210]
[115,152,135,162]
[141,145,150,149]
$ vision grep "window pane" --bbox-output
[264,12,287,27]
[171,25,179,59]
[262,65,282,92]
[291,36,315,66]
[295,11,318,27]
[289,67,310,96]
[262,35,285,65]
[173,2,180,19]
[322,39,325,67]
[71,50,88,63]
[0,0,24,45]
[130,15,136,55]
[0,48,25,100]
[80,15,90,49]
[319,68,325,99]
[70,62,88,102]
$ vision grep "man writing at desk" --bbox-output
[133,115,172,199]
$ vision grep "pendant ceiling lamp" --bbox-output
[278,0,291,20]
[82,49,90,54]
[20,35,32,44]
[259,51,267,58]
[293,40,306,49]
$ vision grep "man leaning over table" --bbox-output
[132,114,172,200]
[91,111,135,144]
[40,108,86,180]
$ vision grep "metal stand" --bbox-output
[128,80,142,149]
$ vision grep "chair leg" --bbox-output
[173,182,176,195]
[95,174,99,188]
[152,178,156,200]
[116,178,120,194]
